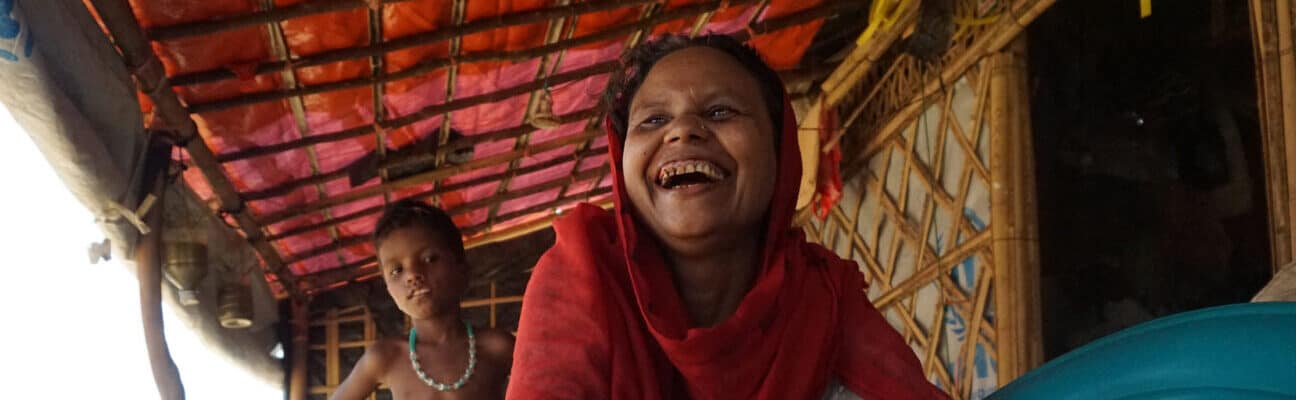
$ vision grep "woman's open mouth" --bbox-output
[655,159,728,190]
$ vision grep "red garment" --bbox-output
[508,94,949,399]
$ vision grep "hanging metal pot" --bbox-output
[217,282,254,329]
[162,241,208,306]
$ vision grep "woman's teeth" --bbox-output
[657,160,726,188]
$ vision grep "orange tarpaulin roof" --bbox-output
[107,0,829,296]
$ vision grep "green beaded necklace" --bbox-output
[408,322,476,391]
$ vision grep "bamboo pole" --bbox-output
[87,0,300,296]
[166,0,657,87]
[215,0,842,165]
[988,35,1043,382]
[822,4,920,106]
[265,146,607,241]
[146,0,415,41]
[288,299,309,400]
[1276,0,1296,272]
[136,142,185,400]
[300,192,613,291]
[281,166,607,265]
[860,0,1057,160]
[257,127,601,226]
[1249,0,1293,267]
[238,108,601,200]
[185,0,757,114]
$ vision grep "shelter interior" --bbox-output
[1027,0,1274,359]
[35,0,1291,399]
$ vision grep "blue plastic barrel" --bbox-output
[988,302,1296,399]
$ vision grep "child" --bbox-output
[507,34,947,399]
[332,200,514,400]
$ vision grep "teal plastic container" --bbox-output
[988,302,1296,399]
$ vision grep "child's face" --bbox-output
[376,226,467,320]
[622,46,778,255]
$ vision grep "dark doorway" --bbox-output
[1027,0,1273,360]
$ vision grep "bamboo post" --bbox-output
[136,140,185,400]
[1277,0,1296,272]
[1249,0,1293,268]
[288,299,310,400]
[988,35,1043,382]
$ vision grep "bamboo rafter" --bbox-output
[265,146,607,241]
[185,0,763,114]
[280,165,608,265]
[301,194,614,290]
[248,2,848,232]
[98,0,857,297]
[163,0,658,87]
[88,0,301,298]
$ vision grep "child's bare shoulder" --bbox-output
[361,336,408,370]
[474,327,515,361]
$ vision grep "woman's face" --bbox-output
[622,46,778,256]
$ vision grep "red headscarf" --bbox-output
[507,73,947,400]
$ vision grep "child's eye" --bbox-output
[705,106,735,120]
[388,266,403,277]
[421,254,438,264]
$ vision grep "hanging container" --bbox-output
[217,282,254,329]
[162,241,207,306]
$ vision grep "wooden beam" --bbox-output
[281,166,608,265]
[88,0,300,296]
[166,0,656,87]
[988,35,1043,382]
[264,145,606,241]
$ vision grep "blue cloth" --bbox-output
[989,302,1296,399]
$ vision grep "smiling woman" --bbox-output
[506,34,949,400]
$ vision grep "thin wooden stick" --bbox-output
[249,2,845,227]
[298,190,612,289]
[185,0,757,114]
[265,145,607,241]
[166,0,656,87]
[464,186,612,236]
[87,0,300,296]
[281,166,607,264]
[256,127,602,226]
[146,0,415,41]
[860,0,1058,160]
[239,107,600,200]
[213,1,842,164]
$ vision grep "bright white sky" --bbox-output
[0,104,282,399]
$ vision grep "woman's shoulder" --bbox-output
[536,204,621,276]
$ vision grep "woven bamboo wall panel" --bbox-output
[807,62,999,400]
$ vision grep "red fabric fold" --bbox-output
[508,90,948,399]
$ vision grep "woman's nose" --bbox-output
[664,114,711,144]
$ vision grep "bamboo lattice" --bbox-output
[806,60,1002,400]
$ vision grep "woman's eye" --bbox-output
[705,106,735,120]
[639,115,668,128]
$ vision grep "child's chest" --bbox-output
[382,347,502,400]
